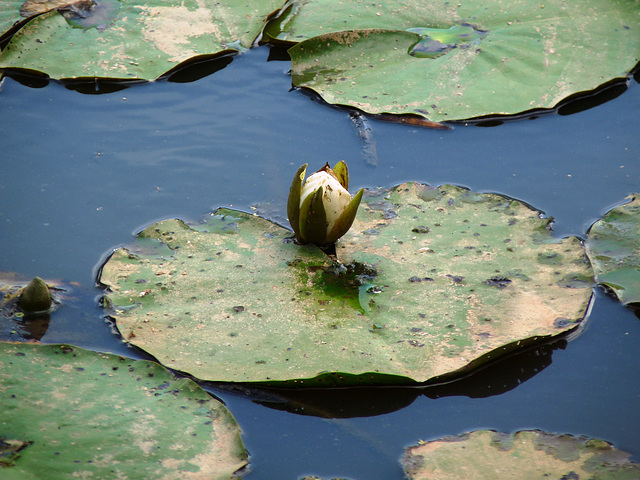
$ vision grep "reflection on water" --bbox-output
[424,338,566,400]
[15,313,51,340]
[0,310,51,342]
[209,334,568,419]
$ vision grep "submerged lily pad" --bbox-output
[282,0,640,122]
[0,342,247,478]
[586,194,640,305]
[402,430,640,480]
[0,0,282,80]
[99,183,593,386]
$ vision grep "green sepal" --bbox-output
[333,161,349,190]
[299,186,329,245]
[287,163,307,242]
[327,187,363,244]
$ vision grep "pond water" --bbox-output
[1,45,639,479]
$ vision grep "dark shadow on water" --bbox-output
[423,338,566,399]
[458,77,630,127]
[18,312,51,340]
[62,77,146,94]
[556,79,629,116]
[0,311,51,342]
[1,52,235,94]
[0,68,148,93]
[162,52,236,84]
[205,334,570,419]
[1,68,50,89]
[266,45,292,62]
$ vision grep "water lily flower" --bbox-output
[287,161,363,247]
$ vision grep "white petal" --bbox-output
[300,171,352,234]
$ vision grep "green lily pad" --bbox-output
[282,0,640,122]
[402,430,640,480]
[0,0,282,80]
[0,342,247,478]
[586,193,640,305]
[98,183,593,386]
[0,0,25,30]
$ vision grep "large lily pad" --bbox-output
[0,0,282,80]
[586,193,640,305]
[402,430,640,479]
[99,183,593,385]
[0,342,247,478]
[283,0,640,122]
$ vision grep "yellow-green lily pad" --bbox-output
[402,430,640,480]
[586,193,640,306]
[0,342,247,478]
[98,183,593,386]
[0,0,282,80]
[282,0,640,122]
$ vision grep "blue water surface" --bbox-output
[1,46,639,479]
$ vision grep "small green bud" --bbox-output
[18,277,52,313]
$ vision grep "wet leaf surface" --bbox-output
[0,0,282,80]
[99,183,593,385]
[0,342,247,479]
[586,193,640,306]
[402,430,640,480]
[284,0,640,122]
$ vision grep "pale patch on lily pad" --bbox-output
[99,183,593,386]
[402,430,640,480]
[0,342,247,477]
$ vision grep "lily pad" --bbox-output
[402,430,640,480]
[282,0,640,122]
[0,342,247,478]
[586,193,640,306]
[0,0,282,80]
[99,183,593,386]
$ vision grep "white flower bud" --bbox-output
[300,171,352,235]
[287,162,363,247]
